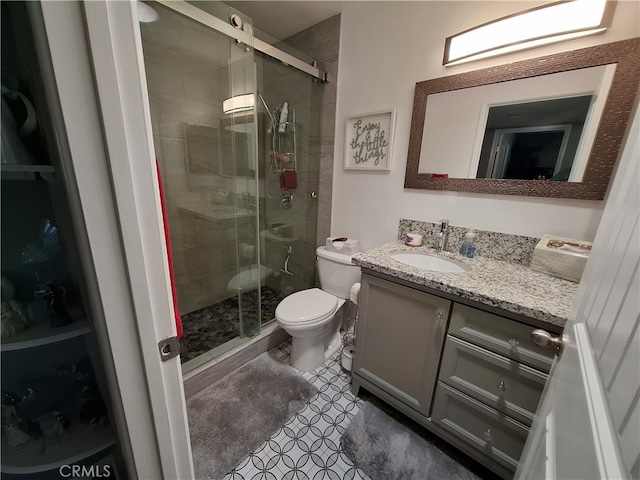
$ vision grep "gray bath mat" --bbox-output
[341,397,495,480]
[187,352,318,479]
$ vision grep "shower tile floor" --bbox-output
[223,341,371,480]
[180,287,281,363]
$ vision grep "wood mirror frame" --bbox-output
[405,38,639,200]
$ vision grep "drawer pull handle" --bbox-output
[497,381,506,392]
[531,329,564,353]
[508,337,519,350]
[483,428,493,443]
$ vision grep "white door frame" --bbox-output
[41,1,194,478]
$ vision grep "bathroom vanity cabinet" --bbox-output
[352,272,559,479]
[353,274,450,416]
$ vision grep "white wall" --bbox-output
[332,1,640,250]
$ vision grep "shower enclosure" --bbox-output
[139,1,325,371]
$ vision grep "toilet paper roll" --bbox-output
[350,282,361,304]
[341,345,355,371]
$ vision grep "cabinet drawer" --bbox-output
[432,382,529,472]
[449,304,556,372]
[439,336,547,426]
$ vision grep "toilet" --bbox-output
[275,246,361,371]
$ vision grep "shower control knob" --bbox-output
[310,191,318,199]
[281,191,293,210]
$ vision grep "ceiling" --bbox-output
[224,1,356,40]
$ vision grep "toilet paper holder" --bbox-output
[341,282,360,371]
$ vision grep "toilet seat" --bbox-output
[275,288,338,326]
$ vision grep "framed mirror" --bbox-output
[405,38,639,199]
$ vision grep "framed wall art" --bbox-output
[344,109,395,171]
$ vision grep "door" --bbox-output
[489,126,571,180]
[38,1,199,478]
[136,0,261,368]
[516,106,639,479]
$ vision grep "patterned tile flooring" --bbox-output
[222,342,372,480]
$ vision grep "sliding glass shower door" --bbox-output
[139,2,260,370]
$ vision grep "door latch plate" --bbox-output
[158,336,181,362]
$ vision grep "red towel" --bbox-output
[156,160,182,338]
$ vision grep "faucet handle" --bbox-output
[439,219,449,230]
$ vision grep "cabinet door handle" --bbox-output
[483,428,493,443]
[497,381,506,392]
[508,337,519,350]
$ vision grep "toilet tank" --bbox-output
[316,246,361,299]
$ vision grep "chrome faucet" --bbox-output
[436,219,449,251]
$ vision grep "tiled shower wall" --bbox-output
[285,15,341,248]
[256,15,341,295]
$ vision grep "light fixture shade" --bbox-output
[444,0,614,66]
[222,94,255,114]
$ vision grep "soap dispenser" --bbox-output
[459,229,476,258]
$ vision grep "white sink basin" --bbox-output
[391,252,469,273]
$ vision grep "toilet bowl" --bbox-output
[275,247,361,371]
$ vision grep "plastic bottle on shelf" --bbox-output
[277,101,288,134]
[459,229,477,258]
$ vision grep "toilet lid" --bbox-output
[276,288,338,324]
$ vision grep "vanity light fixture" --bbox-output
[222,94,255,114]
[443,0,614,66]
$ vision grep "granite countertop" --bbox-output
[352,241,578,328]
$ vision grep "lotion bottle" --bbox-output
[459,229,477,258]
[277,101,288,134]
